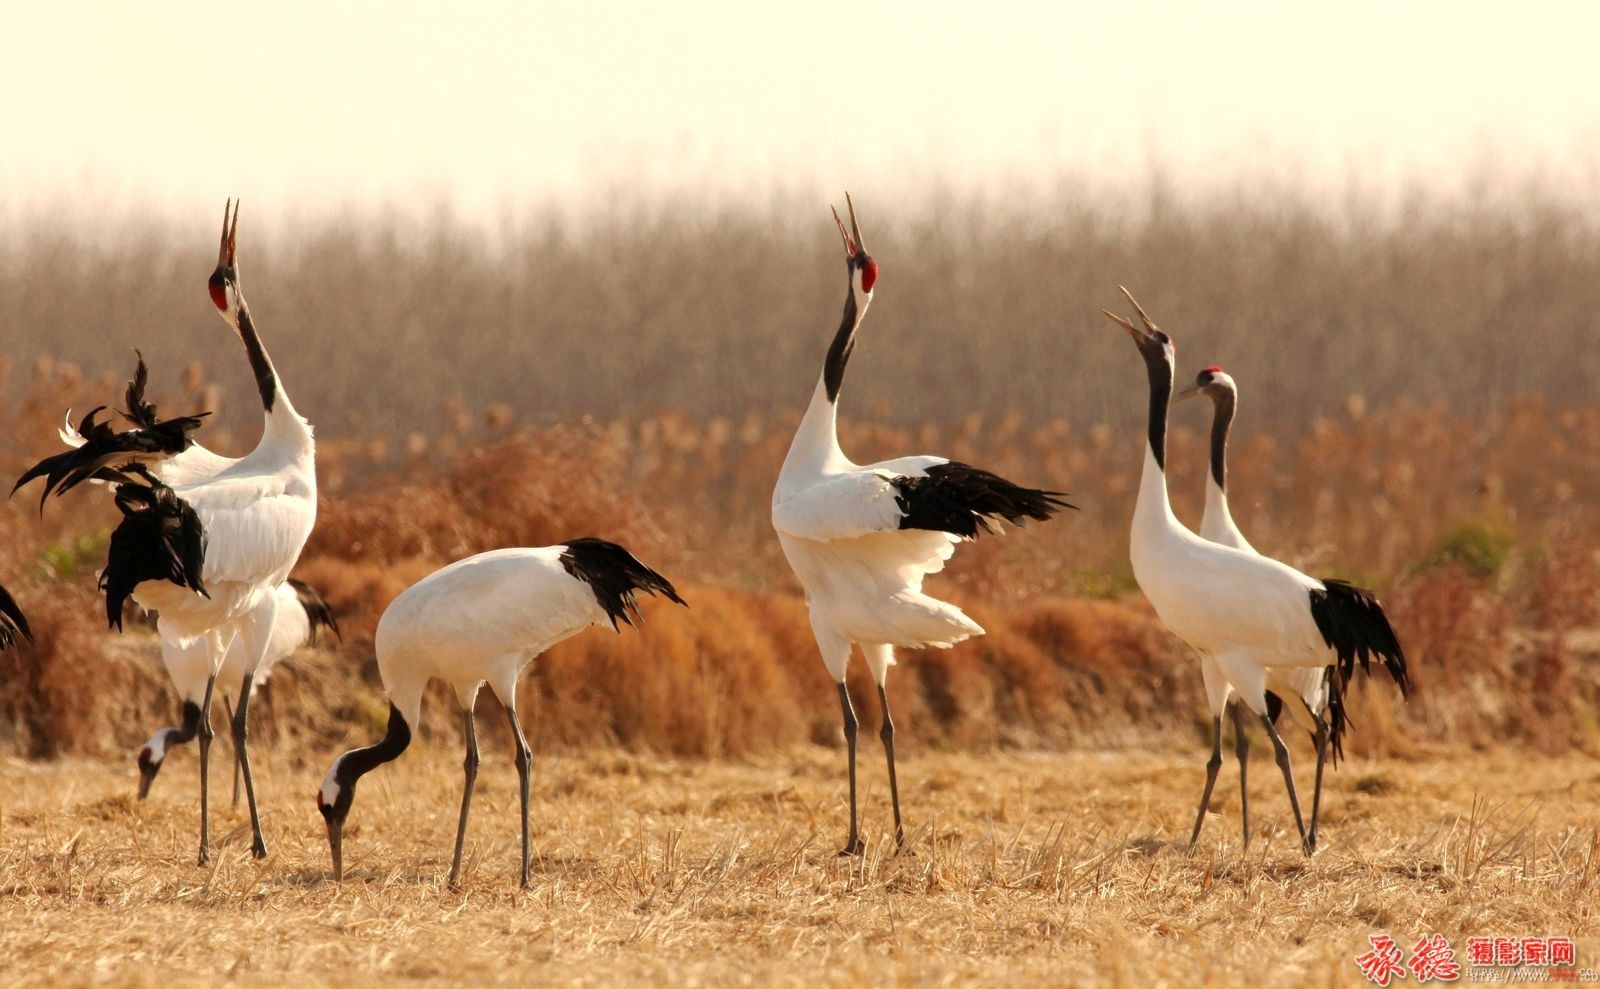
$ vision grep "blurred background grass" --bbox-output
[1,177,1597,761]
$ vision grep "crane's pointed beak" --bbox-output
[1101,308,1145,341]
[831,204,858,258]
[216,199,238,267]
[137,762,158,800]
[1118,286,1159,334]
[1176,384,1201,402]
[845,191,866,256]
[327,818,343,881]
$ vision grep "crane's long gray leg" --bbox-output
[448,706,480,888]
[1307,715,1330,853]
[231,670,268,858]
[1231,702,1251,850]
[505,702,534,888]
[222,694,242,809]
[1188,716,1224,852]
[878,684,904,849]
[196,671,218,866]
[1259,713,1310,854]
[837,682,863,857]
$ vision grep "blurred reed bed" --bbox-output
[0,353,1596,761]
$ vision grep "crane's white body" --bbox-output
[1197,472,1326,728]
[138,408,316,659]
[1133,445,1337,717]
[366,547,615,734]
[774,382,981,681]
[60,406,314,657]
[317,539,679,886]
[139,581,328,776]
[157,580,318,708]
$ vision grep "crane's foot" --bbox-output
[837,836,865,857]
[251,838,269,860]
[197,845,211,867]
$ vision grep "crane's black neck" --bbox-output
[235,302,278,413]
[822,291,860,403]
[1144,354,1172,471]
[1208,388,1235,490]
[169,700,204,745]
[335,703,412,790]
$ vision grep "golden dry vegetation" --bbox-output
[2,192,1600,985]
[2,745,1597,987]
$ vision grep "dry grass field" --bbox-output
[2,745,1597,987]
[3,190,1600,985]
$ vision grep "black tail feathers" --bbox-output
[893,462,1074,540]
[559,537,687,631]
[101,470,207,630]
[0,583,32,650]
[1322,664,1351,765]
[287,578,342,642]
[11,354,209,511]
[1308,579,1409,700]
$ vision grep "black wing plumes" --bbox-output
[1308,579,1410,703]
[0,583,32,650]
[1322,664,1350,764]
[287,577,342,643]
[11,354,210,510]
[559,537,688,631]
[100,467,207,630]
[892,461,1074,539]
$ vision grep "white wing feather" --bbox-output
[178,474,316,586]
[771,456,949,544]
[772,472,907,541]
[157,444,241,488]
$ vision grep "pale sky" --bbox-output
[4,1,1599,224]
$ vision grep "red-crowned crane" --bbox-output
[15,201,318,864]
[771,195,1070,856]
[0,584,30,651]
[137,578,339,805]
[317,539,684,888]
[1104,288,1408,855]
[1178,365,1336,850]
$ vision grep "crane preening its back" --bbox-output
[317,538,685,888]
[1104,288,1408,855]
[771,195,1071,857]
[137,578,341,804]
[14,200,318,865]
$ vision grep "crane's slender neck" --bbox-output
[163,701,204,749]
[782,290,862,479]
[334,703,411,789]
[823,291,860,403]
[1144,352,1172,473]
[236,299,312,450]
[1133,351,1177,531]
[1207,388,1235,491]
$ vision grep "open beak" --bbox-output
[216,199,239,268]
[326,816,343,881]
[831,191,866,259]
[1100,286,1160,341]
